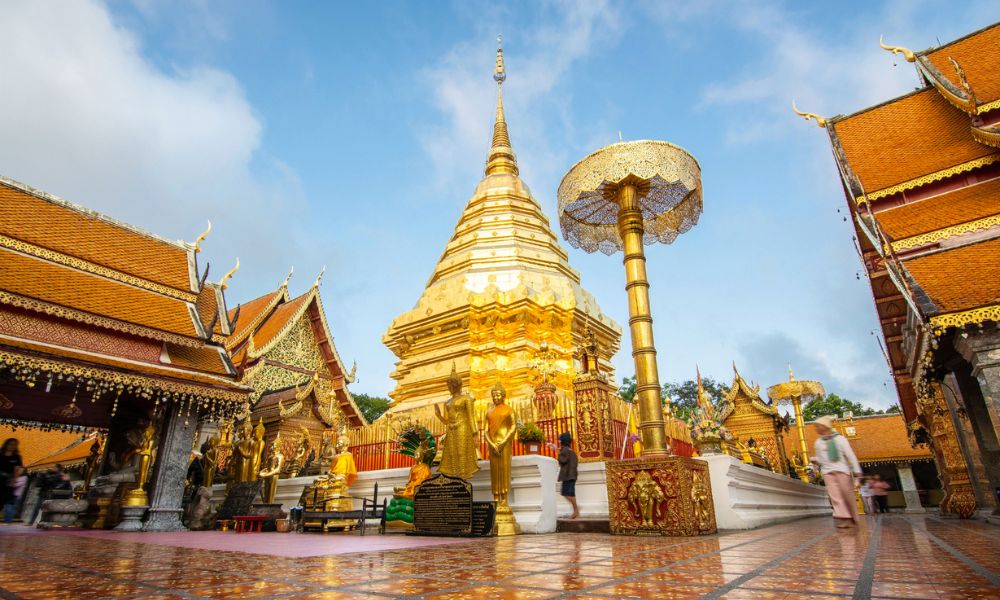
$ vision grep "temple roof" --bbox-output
[786,414,931,465]
[878,177,1000,242]
[0,176,247,406]
[227,277,365,426]
[905,236,1000,313]
[832,89,995,197]
[0,425,87,467]
[720,364,777,419]
[26,432,100,471]
[923,23,1000,110]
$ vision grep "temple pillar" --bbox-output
[941,375,996,517]
[895,462,924,513]
[142,404,198,531]
[951,362,1000,517]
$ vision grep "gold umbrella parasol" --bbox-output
[558,140,702,456]
[766,367,825,480]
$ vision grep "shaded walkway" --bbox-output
[0,515,997,598]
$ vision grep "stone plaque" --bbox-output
[412,474,472,536]
[471,501,497,537]
[216,482,260,521]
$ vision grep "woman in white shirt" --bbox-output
[810,415,863,528]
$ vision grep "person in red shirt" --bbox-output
[869,474,891,513]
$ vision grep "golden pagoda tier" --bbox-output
[383,40,621,418]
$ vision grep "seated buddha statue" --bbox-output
[309,434,357,512]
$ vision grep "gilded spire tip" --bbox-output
[486,34,518,176]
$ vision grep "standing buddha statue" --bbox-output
[259,434,285,504]
[234,419,255,483]
[245,419,266,482]
[434,364,479,481]
[202,434,219,488]
[123,421,156,507]
[486,380,519,535]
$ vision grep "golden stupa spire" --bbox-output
[486,35,519,176]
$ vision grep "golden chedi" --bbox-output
[382,37,621,418]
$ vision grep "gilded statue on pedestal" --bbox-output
[77,437,103,498]
[486,380,519,535]
[259,434,285,504]
[434,364,479,481]
[305,434,357,512]
[202,434,219,488]
[384,425,437,529]
[123,422,156,507]
[286,426,311,477]
[317,432,335,475]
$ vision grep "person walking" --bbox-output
[555,432,579,519]
[0,439,22,520]
[4,466,27,523]
[869,474,891,513]
[810,415,862,529]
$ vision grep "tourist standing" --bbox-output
[859,476,876,515]
[1,439,22,520]
[555,432,579,519]
[4,466,27,523]
[869,474,891,513]
[810,415,862,529]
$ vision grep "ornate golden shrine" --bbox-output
[225,272,365,468]
[605,457,716,536]
[719,364,791,475]
[381,38,621,420]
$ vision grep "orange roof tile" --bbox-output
[905,237,1000,313]
[28,436,98,470]
[0,426,85,467]
[250,291,311,352]
[195,284,220,331]
[834,89,995,194]
[0,179,193,293]
[924,23,1000,107]
[226,288,284,349]
[784,414,930,464]
[164,343,230,376]
[0,247,198,338]
[878,178,1000,240]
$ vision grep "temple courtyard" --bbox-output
[1,516,998,599]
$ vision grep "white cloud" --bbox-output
[0,0,321,291]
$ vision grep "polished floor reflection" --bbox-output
[1,515,998,598]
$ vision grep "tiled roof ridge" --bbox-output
[918,21,1000,57]
[0,175,195,254]
[310,291,365,426]
[226,287,288,350]
[26,431,96,468]
[248,288,316,359]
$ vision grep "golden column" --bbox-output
[558,142,702,455]
[766,367,825,481]
[558,141,715,535]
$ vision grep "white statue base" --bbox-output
[701,454,832,529]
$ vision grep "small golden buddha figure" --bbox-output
[259,434,285,504]
[317,432,336,476]
[78,438,103,497]
[202,434,219,488]
[124,422,156,507]
[486,380,519,535]
[309,434,357,512]
[244,419,266,482]
[434,364,479,481]
[233,419,254,483]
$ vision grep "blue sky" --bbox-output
[2,1,997,407]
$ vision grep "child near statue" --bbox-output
[552,432,579,519]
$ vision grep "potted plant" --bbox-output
[517,422,545,454]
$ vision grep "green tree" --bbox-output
[619,375,728,421]
[353,392,390,423]
[801,393,876,422]
[882,405,901,414]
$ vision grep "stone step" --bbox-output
[556,518,610,534]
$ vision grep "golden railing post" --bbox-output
[616,183,668,456]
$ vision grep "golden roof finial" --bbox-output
[879,35,916,62]
[312,265,326,288]
[281,266,294,289]
[788,364,795,381]
[486,34,519,177]
[193,220,212,253]
[219,257,239,289]
[791,101,828,128]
